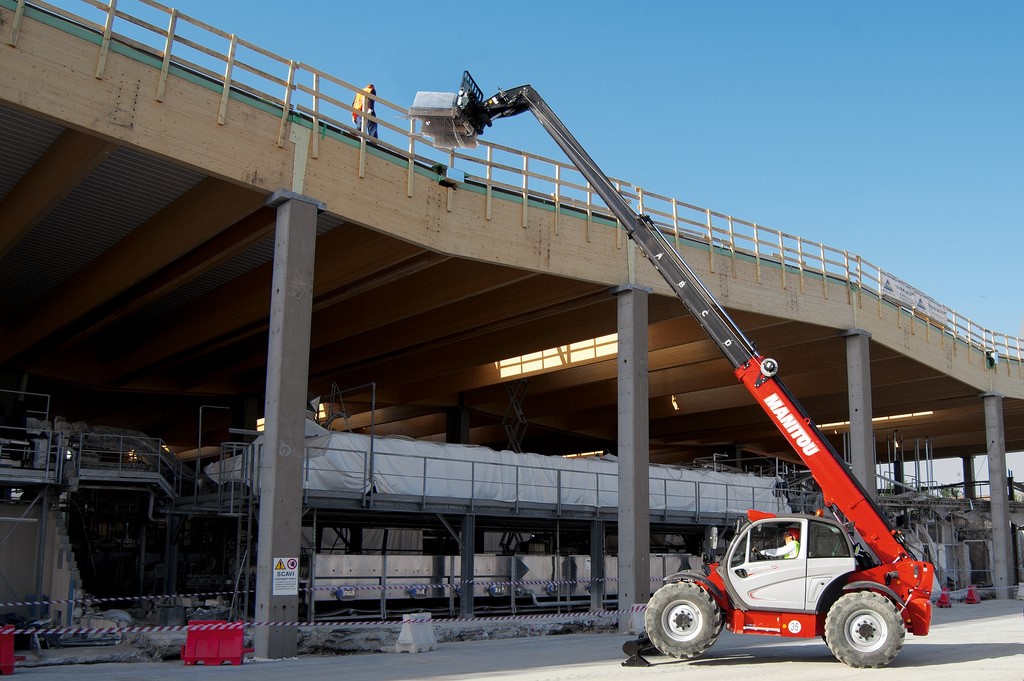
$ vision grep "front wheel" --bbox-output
[644,581,723,660]
[824,591,905,668]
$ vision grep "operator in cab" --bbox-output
[759,527,800,559]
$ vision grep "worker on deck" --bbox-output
[352,83,378,138]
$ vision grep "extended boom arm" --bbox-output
[452,72,915,566]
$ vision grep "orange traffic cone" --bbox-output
[964,584,981,604]
[936,586,952,608]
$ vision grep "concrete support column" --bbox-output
[962,456,976,500]
[33,488,50,619]
[446,395,471,444]
[612,284,650,630]
[590,519,606,612]
[939,520,956,587]
[459,514,476,618]
[892,446,904,488]
[843,329,876,496]
[981,392,1014,598]
[163,515,181,595]
[254,191,322,658]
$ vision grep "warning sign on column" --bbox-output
[272,556,299,596]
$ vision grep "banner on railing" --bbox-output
[880,273,948,324]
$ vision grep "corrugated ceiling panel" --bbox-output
[0,146,204,319]
[132,213,345,322]
[0,104,64,202]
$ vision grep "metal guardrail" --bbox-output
[214,440,789,519]
[9,0,1023,372]
[0,425,183,497]
[0,429,65,484]
[0,385,185,494]
[72,430,184,496]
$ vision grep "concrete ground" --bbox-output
[12,598,1024,681]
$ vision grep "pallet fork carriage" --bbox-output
[412,71,934,668]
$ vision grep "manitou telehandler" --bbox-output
[411,73,934,668]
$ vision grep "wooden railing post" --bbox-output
[7,0,27,47]
[155,9,178,102]
[217,34,238,126]
[276,60,297,148]
[94,0,118,79]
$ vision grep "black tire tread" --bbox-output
[643,581,723,660]
[824,591,905,668]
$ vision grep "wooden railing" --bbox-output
[10,0,1023,373]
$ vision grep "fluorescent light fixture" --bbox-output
[819,411,934,430]
[496,334,618,379]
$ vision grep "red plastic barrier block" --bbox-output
[0,625,26,676]
[180,620,254,666]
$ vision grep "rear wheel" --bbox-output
[644,581,723,660]
[824,591,905,668]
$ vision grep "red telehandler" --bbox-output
[412,72,934,668]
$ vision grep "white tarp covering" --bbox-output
[206,426,787,516]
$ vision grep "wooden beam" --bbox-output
[149,272,605,398]
[56,206,278,348]
[310,259,537,344]
[103,226,429,383]
[1,177,266,363]
[173,259,540,391]
[0,128,116,259]
[308,280,611,390]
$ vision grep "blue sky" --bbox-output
[154,0,1024,339]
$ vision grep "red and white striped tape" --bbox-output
[0,576,667,609]
[4,606,644,636]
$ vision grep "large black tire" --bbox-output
[824,591,905,668]
[644,581,723,660]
